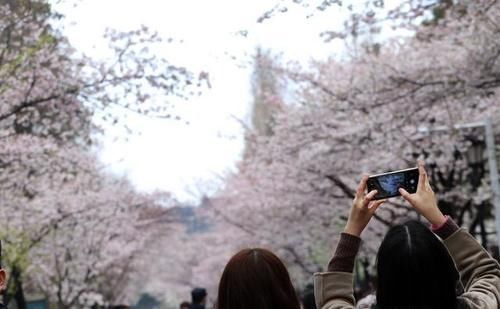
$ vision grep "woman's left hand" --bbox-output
[343,176,386,237]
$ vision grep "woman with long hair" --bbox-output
[215,248,301,309]
[315,160,500,309]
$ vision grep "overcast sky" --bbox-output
[51,0,358,203]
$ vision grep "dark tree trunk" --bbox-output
[469,205,489,249]
[478,203,488,248]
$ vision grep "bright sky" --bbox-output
[51,0,356,203]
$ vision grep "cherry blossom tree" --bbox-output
[0,0,200,307]
[0,0,203,138]
[0,134,170,307]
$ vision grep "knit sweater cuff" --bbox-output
[328,232,361,272]
[431,216,459,240]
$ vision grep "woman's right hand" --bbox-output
[399,160,446,226]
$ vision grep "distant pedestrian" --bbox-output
[180,301,190,309]
[215,248,301,309]
[189,288,207,309]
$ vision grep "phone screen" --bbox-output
[366,167,419,200]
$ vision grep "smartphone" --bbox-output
[366,167,419,200]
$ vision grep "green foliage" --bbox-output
[0,230,31,271]
[8,33,57,70]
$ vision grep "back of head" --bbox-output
[191,287,207,305]
[216,248,301,309]
[376,220,459,309]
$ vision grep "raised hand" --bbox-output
[344,175,386,237]
[399,160,446,226]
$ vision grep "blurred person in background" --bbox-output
[314,160,500,309]
[215,248,301,309]
[190,288,207,309]
[180,301,190,309]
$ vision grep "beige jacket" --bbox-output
[314,228,500,309]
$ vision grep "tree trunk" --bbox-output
[478,203,488,248]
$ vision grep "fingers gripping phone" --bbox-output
[367,167,419,200]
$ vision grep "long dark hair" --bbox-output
[376,220,461,309]
[216,248,301,309]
